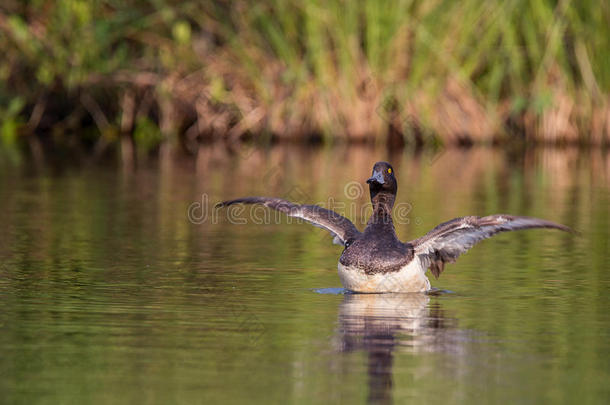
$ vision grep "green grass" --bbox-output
[0,0,608,156]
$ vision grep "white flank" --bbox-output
[338,259,431,293]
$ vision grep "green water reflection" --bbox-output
[0,146,609,404]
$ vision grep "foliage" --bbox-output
[0,0,608,155]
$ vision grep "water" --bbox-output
[1,146,609,404]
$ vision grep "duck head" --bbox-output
[366,161,397,209]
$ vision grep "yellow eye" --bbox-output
[388,168,392,174]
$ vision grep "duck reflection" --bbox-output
[335,293,456,404]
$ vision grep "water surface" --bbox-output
[1,146,609,404]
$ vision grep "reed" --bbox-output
[0,0,608,155]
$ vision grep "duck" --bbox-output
[216,161,572,293]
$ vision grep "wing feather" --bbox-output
[216,197,361,246]
[410,215,573,278]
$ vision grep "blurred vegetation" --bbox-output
[0,0,609,158]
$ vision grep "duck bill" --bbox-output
[366,170,385,185]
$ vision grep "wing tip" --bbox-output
[215,200,235,208]
[214,197,268,209]
[524,217,578,235]
[486,215,578,235]
[555,223,578,234]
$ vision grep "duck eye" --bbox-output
[388,168,392,174]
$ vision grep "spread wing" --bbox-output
[410,215,573,278]
[216,197,361,246]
